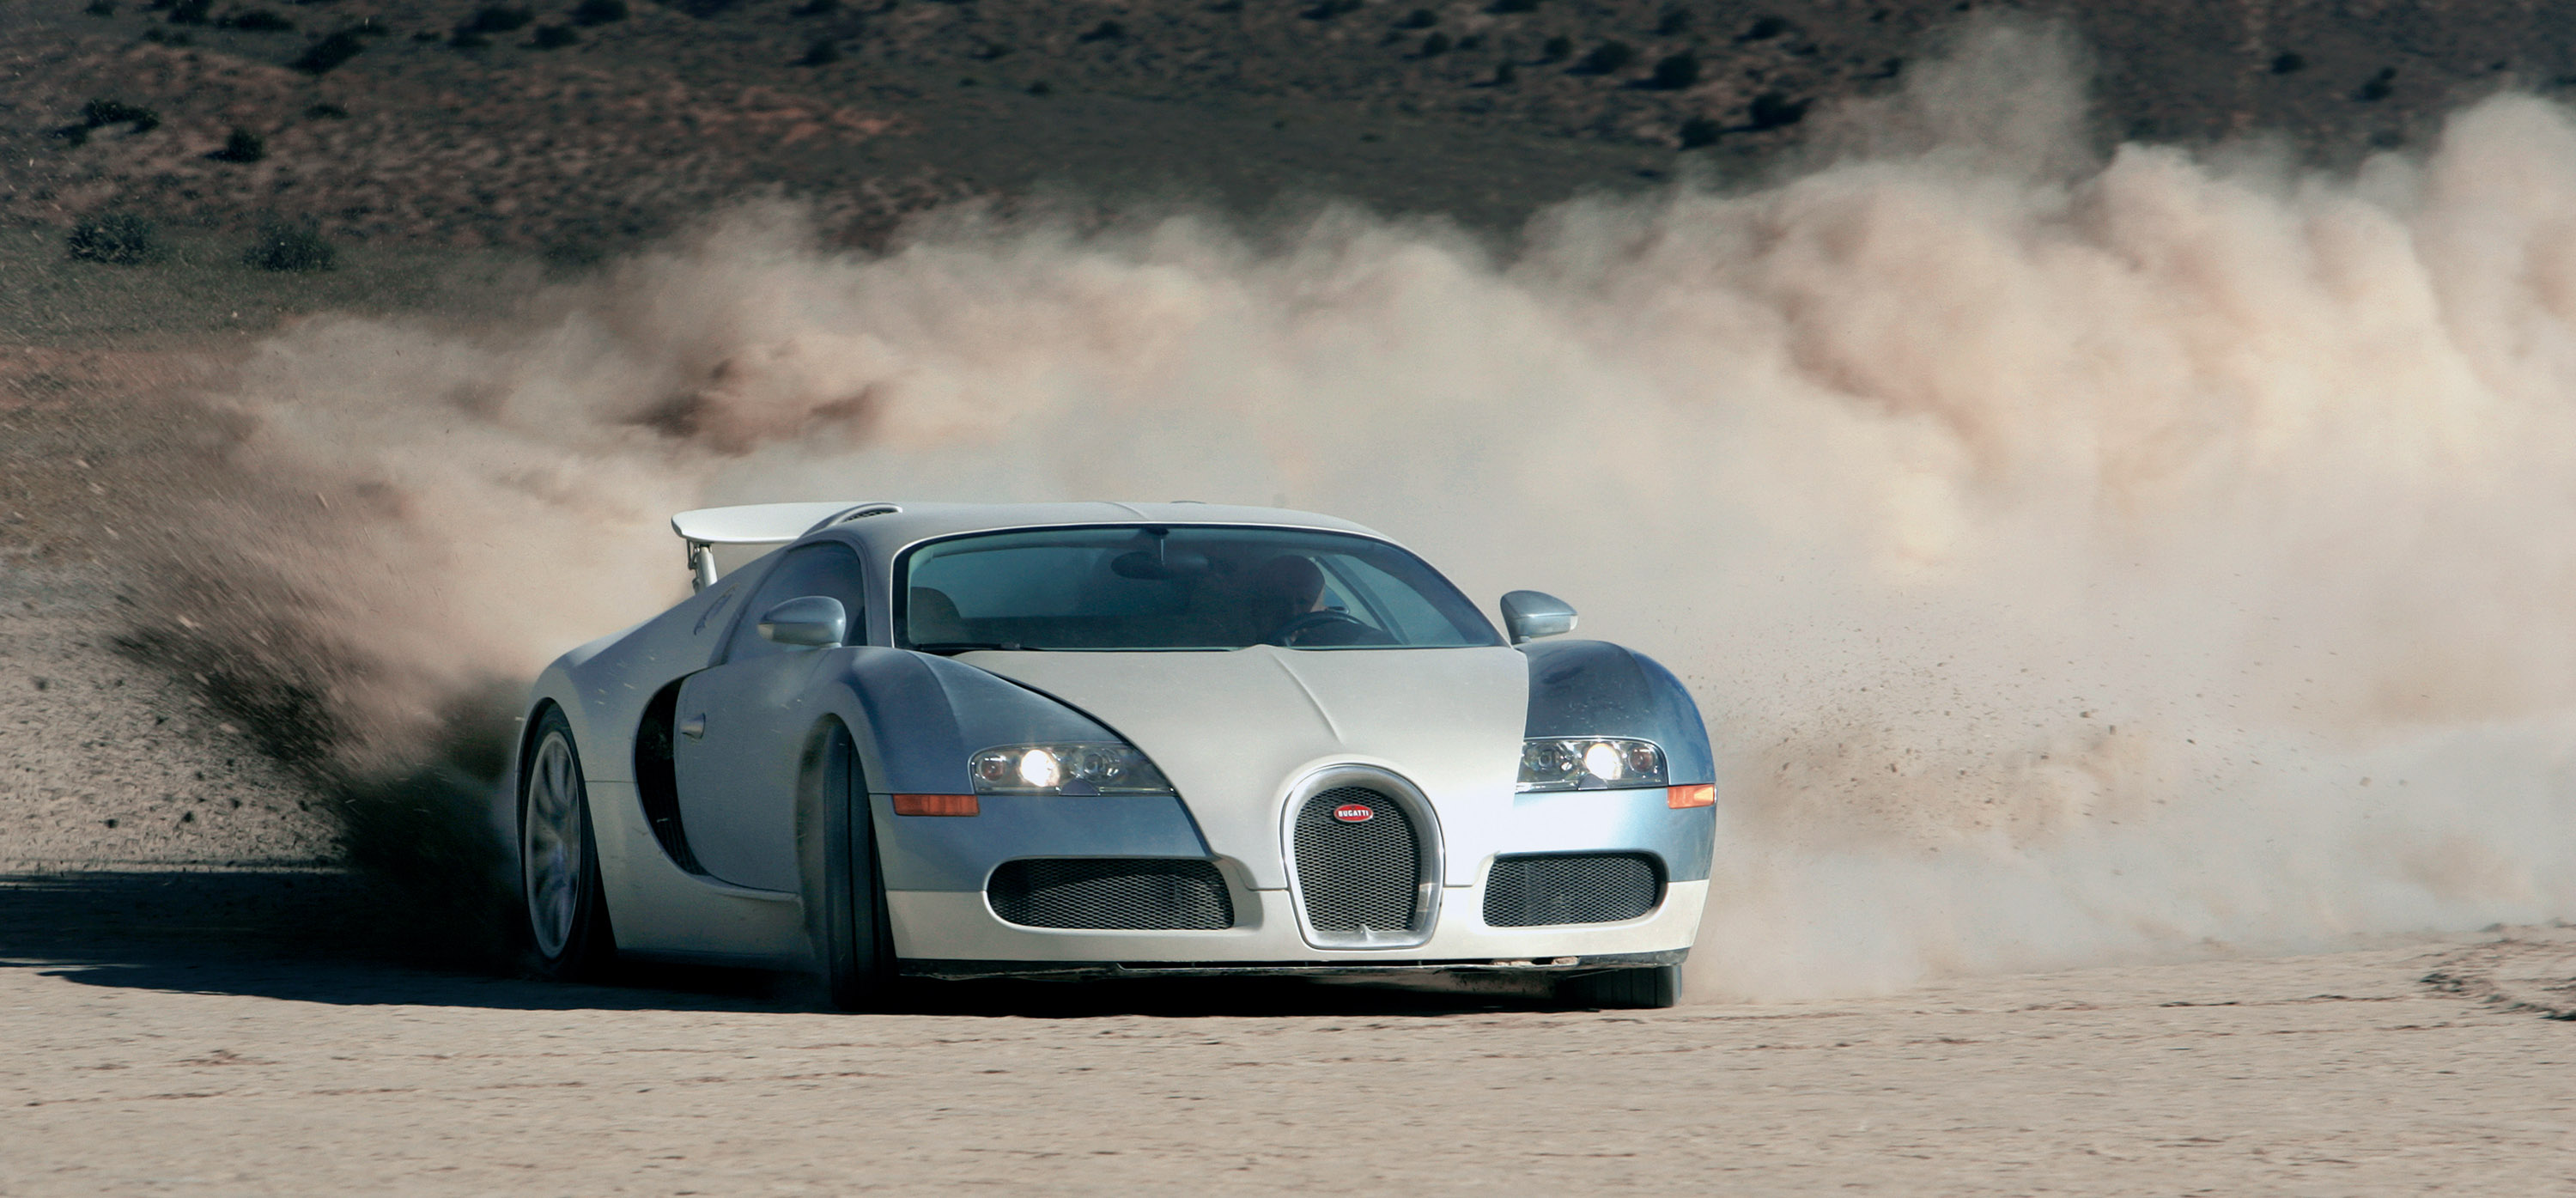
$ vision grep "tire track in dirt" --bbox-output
[2421,926,2576,1021]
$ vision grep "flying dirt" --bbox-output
[113,22,2576,1001]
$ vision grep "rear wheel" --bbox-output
[521,707,616,979]
[811,724,898,1010]
[1558,964,1680,1009]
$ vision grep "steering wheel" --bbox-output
[1270,608,1370,646]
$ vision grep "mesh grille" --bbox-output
[987,859,1234,930]
[1482,854,1663,927]
[1292,787,1425,933]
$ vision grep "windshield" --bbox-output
[898,526,1502,652]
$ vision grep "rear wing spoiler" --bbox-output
[670,502,898,590]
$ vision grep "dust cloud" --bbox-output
[149,21,2576,997]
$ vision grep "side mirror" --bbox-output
[1499,590,1577,644]
[757,595,848,648]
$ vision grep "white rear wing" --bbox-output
[671,502,897,589]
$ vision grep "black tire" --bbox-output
[809,723,899,1011]
[519,706,617,980]
[1558,964,1680,1009]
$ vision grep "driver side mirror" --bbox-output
[757,595,848,649]
[1499,590,1577,644]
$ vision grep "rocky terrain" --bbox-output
[8,0,2575,248]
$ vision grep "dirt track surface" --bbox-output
[3,872,2573,1198]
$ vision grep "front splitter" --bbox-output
[898,948,1686,982]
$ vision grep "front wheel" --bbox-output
[1558,964,1680,1010]
[810,724,899,1011]
[520,707,616,980]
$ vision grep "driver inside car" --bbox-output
[1241,554,1393,647]
[1247,555,1326,635]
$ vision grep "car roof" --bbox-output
[797,502,1394,563]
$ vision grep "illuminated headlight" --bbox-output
[969,744,1175,796]
[1516,737,1667,792]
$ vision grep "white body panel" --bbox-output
[958,644,1529,891]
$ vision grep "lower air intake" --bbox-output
[1292,787,1425,936]
[1482,853,1663,927]
[987,859,1234,930]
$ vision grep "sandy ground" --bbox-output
[2,885,2573,1196]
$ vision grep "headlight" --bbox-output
[1517,737,1666,792]
[969,744,1175,796]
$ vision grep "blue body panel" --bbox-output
[836,648,1145,795]
[791,641,1716,894]
[1518,640,1716,786]
[830,649,1218,891]
[849,640,1716,893]
[1505,788,1714,882]
[1510,639,1716,882]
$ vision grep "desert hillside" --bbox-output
[7,0,2569,249]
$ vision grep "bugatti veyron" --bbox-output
[515,502,1716,1008]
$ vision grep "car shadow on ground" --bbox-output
[0,869,1572,1018]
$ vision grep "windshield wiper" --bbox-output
[908,641,1034,654]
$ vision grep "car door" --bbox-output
[672,542,872,892]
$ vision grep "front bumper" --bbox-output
[884,878,1709,971]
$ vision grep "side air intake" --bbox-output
[1481,853,1662,927]
[987,859,1234,930]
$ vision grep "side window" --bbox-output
[726,543,871,660]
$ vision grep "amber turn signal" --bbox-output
[892,793,979,817]
[1666,783,1715,809]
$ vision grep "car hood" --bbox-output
[957,645,1528,889]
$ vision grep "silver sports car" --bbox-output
[517,502,1716,1008]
